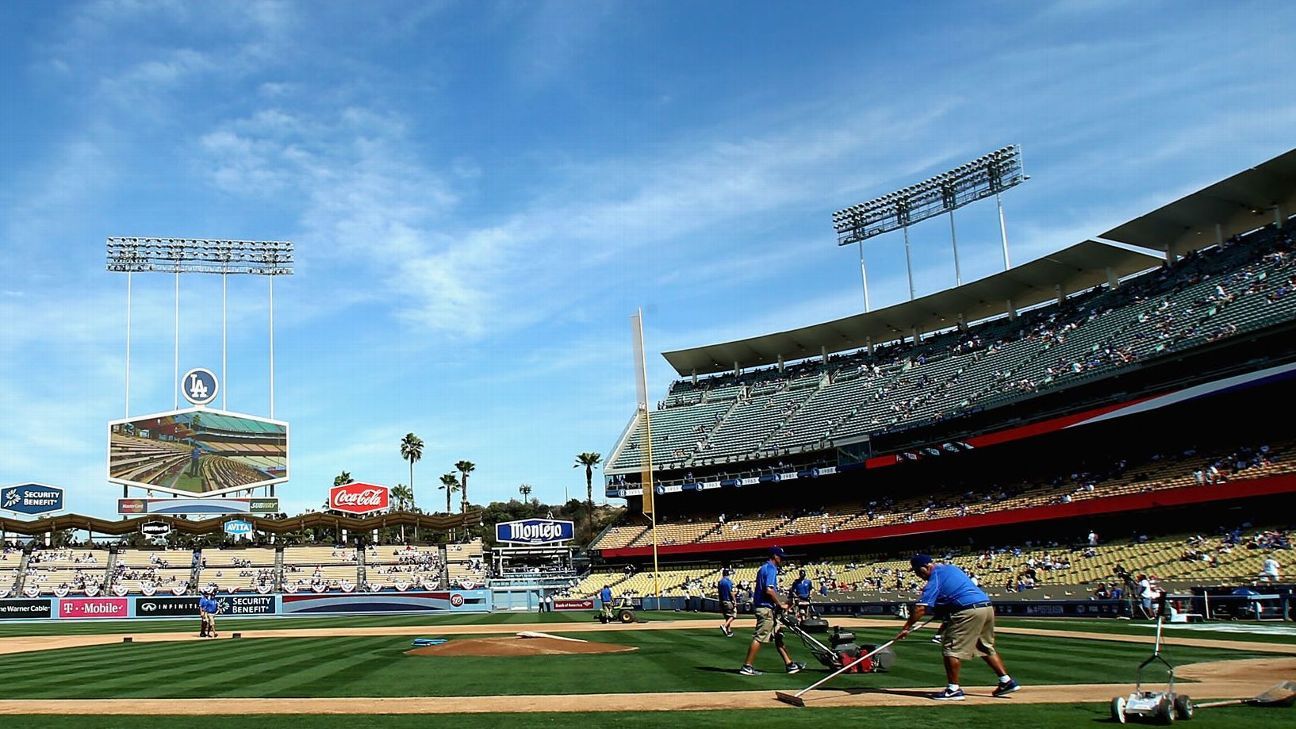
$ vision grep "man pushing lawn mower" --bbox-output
[895,554,1020,701]
[738,546,805,676]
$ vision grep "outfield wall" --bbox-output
[0,589,492,621]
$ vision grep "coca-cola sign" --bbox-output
[329,482,390,515]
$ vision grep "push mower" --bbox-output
[779,612,895,673]
[1111,595,1193,724]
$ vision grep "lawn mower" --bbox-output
[779,612,895,673]
[1111,595,1193,724]
[596,597,638,624]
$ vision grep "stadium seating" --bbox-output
[594,438,1294,552]
[575,524,1289,599]
[610,226,1296,473]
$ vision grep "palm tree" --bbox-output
[455,460,475,513]
[438,473,460,514]
[400,434,424,511]
[391,483,413,511]
[333,471,354,487]
[390,482,413,544]
[574,452,602,516]
[518,483,533,504]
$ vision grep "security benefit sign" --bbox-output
[135,595,275,617]
[495,519,574,545]
[1,484,64,515]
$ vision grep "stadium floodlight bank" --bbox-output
[106,238,294,276]
[832,145,1025,245]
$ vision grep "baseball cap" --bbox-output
[768,546,786,559]
[909,554,934,572]
[722,568,731,576]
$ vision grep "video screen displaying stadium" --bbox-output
[108,410,288,496]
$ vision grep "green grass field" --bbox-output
[1,612,1290,727]
[0,624,1274,699]
[0,705,1292,729]
[0,609,710,637]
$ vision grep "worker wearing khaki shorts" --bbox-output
[895,554,1020,701]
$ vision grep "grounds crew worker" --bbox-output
[738,546,804,676]
[717,568,737,637]
[599,585,614,622]
[789,568,813,620]
[198,591,218,638]
[895,554,1019,700]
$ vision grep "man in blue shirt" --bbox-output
[789,569,813,621]
[717,568,736,637]
[599,585,614,622]
[739,546,804,676]
[198,591,218,638]
[895,554,1019,700]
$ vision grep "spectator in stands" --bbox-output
[738,546,804,676]
[1259,555,1280,583]
[1088,530,1099,547]
[895,554,1019,700]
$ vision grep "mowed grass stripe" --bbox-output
[0,629,1270,699]
[0,704,1278,729]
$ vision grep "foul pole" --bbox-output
[631,309,660,605]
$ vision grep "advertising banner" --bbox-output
[495,519,574,545]
[223,519,253,536]
[553,599,594,611]
[328,483,389,515]
[0,598,54,620]
[1,484,64,515]
[134,595,275,617]
[59,597,129,619]
[108,407,289,498]
[118,497,279,515]
[280,590,491,614]
[140,521,171,537]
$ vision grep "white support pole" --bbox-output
[269,275,276,419]
[222,272,228,411]
[857,241,871,312]
[125,272,132,417]
[949,210,962,286]
[173,270,180,410]
[902,225,916,300]
[997,192,1011,270]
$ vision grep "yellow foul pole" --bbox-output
[631,309,660,605]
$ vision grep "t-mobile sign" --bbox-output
[60,597,129,619]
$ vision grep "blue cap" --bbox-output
[909,554,933,571]
[769,546,786,558]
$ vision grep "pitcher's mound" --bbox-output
[406,636,636,657]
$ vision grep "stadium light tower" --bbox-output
[832,145,1027,308]
[106,238,294,417]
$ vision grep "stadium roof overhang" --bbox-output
[0,510,483,536]
[1100,148,1296,256]
[662,240,1162,376]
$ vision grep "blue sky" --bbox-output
[1,1,1294,518]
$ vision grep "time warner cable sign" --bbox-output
[1,484,64,515]
[495,519,574,545]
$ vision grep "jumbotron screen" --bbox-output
[108,408,288,497]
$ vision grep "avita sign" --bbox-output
[495,518,574,545]
[329,483,390,515]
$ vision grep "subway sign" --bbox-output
[495,519,574,545]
